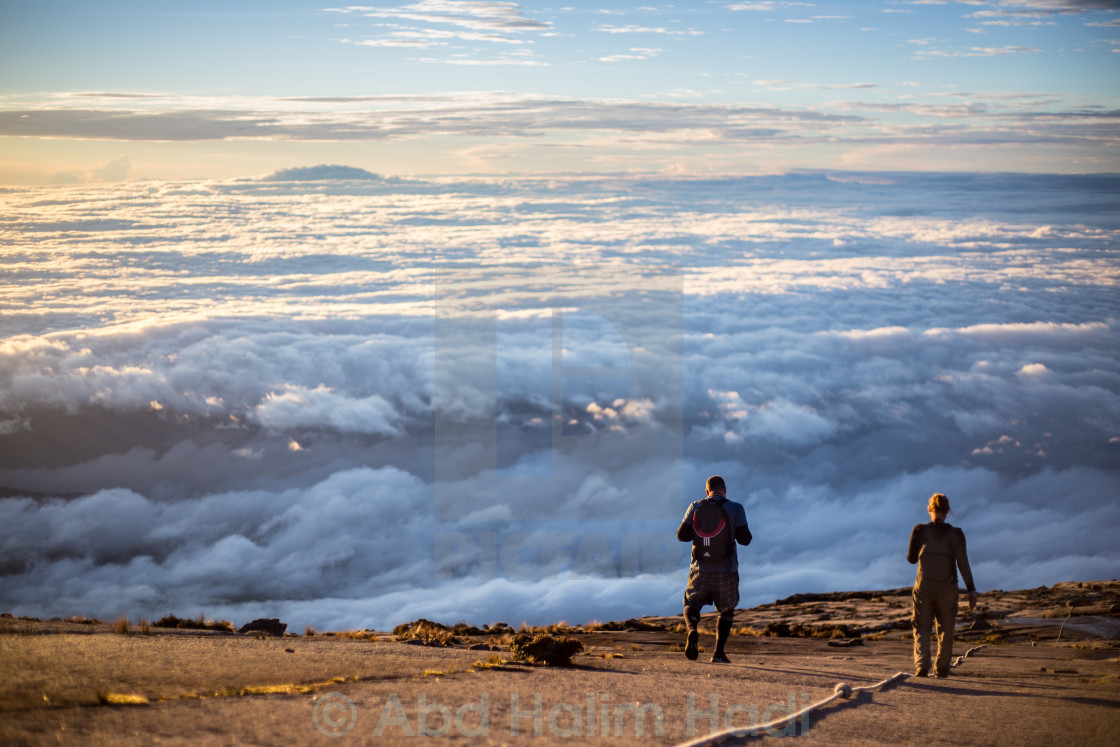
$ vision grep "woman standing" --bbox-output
[907,492,977,678]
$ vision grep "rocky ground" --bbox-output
[2,581,1118,745]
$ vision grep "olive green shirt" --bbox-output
[907,520,976,592]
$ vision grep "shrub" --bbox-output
[759,621,856,638]
[393,618,458,647]
[153,613,234,632]
[334,629,377,640]
[113,617,130,635]
[508,633,583,667]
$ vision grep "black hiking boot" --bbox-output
[710,617,733,664]
[685,629,699,660]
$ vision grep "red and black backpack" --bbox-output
[692,497,734,562]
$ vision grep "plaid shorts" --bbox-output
[683,569,740,615]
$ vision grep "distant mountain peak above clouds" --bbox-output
[260,165,389,182]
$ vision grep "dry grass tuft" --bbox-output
[304,624,317,637]
[420,667,455,677]
[218,683,316,696]
[332,629,378,640]
[541,621,573,635]
[0,617,36,635]
[749,621,857,639]
[472,653,506,671]
[138,619,152,635]
[393,619,459,647]
[113,617,130,635]
[508,633,583,667]
[96,692,148,705]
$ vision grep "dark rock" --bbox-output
[468,642,492,651]
[594,618,666,632]
[775,588,912,605]
[237,618,287,636]
[965,618,992,632]
[826,638,865,648]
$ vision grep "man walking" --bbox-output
[676,475,752,663]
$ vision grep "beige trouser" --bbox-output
[912,581,958,674]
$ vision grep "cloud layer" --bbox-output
[1,170,1118,630]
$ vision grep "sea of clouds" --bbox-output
[1,168,1118,632]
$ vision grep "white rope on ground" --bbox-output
[672,644,987,746]
[1056,605,1073,642]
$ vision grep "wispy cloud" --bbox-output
[598,47,662,63]
[725,1,815,10]
[962,0,1120,18]
[911,40,1045,57]
[753,80,879,91]
[326,1,550,52]
[4,89,1116,162]
[596,24,703,35]
[0,97,865,143]
[327,1,550,31]
[418,53,550,65]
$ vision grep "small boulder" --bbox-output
[826,638,864,648]
[238,618,287,636]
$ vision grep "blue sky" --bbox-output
[2,0,1118,181]
[4,1,1117,96]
